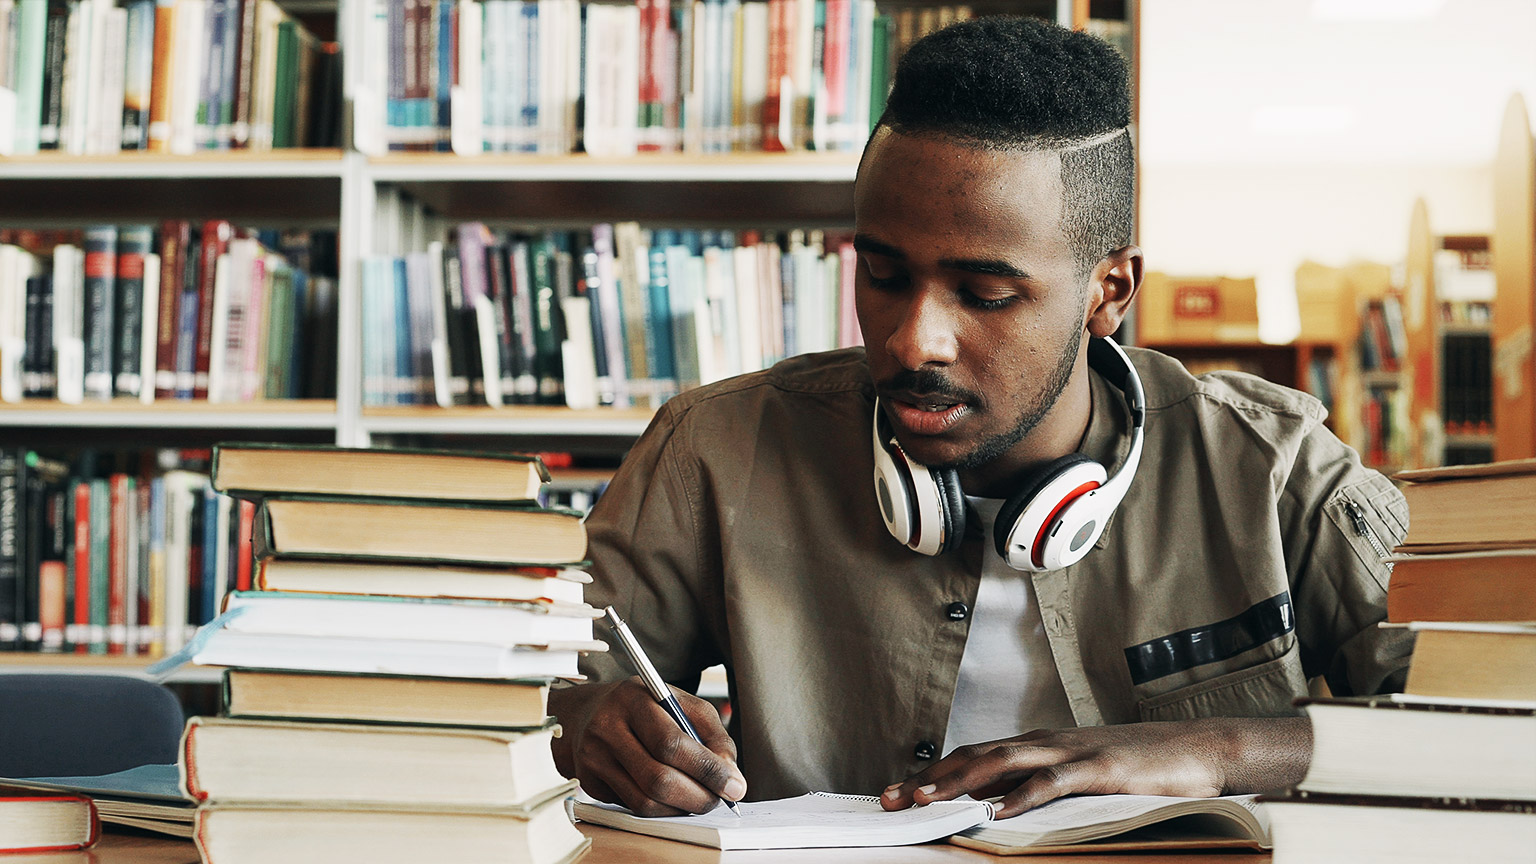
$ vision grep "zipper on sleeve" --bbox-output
[1346,500,1394,571]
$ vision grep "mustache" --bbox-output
[876,369,982,406]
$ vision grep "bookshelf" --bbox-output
[0,0,1136,679]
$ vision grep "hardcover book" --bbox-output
[0,784,99,852]
[222,668,551,729]
[210,443,550,502]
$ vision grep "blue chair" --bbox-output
[0,674,185,778]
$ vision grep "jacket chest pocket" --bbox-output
[1136,644,1308,722]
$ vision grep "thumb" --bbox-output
[676,689,747,798]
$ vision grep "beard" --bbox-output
[937,324,1084,472]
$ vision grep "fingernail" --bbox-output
[723,776,747,800]
[916,784,938,797]
[881,786,900,799]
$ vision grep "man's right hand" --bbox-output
[549,677,747,817]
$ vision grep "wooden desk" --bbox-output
[26,825,1273,864]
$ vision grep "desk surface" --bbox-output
[24,825,1273,864]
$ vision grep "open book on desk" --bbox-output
[950,793,1272,855]
[572,791,993,850]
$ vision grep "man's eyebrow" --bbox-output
[940,258,1033,280]
[853,234,1034,281]
[852,235,904,259]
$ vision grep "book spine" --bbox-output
[107,473,130,655]
[0,450,20,648]
[154,220,187,398]
[145,0,175,151]
[23,272,54,397]
[36,0,67,149]
[121,0,155,150]
[80,225,117,401]
[172,224,201,398]
[193,220,231,398]
[529,235,563,403]
[112,224,153,397]
[87,476,109,654]
[508,240,538,401]
[11,0,48,154]
[230,0,254,146]
[196,0,227,148]
[436,0,453,151]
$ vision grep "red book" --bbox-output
[107,474,131,656]
[193,221,234,399]
[154,221,191,399]
[823,0,851,127]
[763,0,790,151]
[235,499,255,592]
[71,482,90,655]
[0,786,100,853]
[39,561,66,653]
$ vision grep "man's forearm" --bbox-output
[1205,715,1313,795]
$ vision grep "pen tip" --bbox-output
[727,801,742,817]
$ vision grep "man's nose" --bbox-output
[885,287,959,370]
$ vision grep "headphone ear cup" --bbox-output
[931,467,967,554]
[993,454,1096,561]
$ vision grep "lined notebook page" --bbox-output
[573,791,994,850]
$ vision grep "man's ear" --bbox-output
[1085,245,1143,338]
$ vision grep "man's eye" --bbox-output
[861,258,906,289]
[960,289,1015,310]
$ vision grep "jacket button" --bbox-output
[913,740,937,760]
[945,602,969,621]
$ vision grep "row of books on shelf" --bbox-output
[364,0,979,155]
[0,443,609,655]
[365,219,860,409]
[1358,384,1407,470]
[0,0,341,156]
[1356,296,1406,374]
[1442,331,1492,435]
[1269,458,1536,863]
[1442,299,1492,326]
[0,224,337,405]
[1,443,601,862]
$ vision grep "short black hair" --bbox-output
[875,16,1135,273]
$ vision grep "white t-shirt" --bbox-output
[942,497,1077,756]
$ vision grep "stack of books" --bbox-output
[172,443,597,864]
[1266,458,1536,863]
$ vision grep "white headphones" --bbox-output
[872,336,1145,572]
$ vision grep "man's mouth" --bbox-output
[887,397,971,436]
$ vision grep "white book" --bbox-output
[169,0,204,154]
[190,629,583,679]
[574,791,993,851]
[52,243,85,405]
[738,0,768,153]
[91,5,126,154]
[472,293,503,407]
[559,0,579,153]
[0,245,30,402]
[221,591,600,647]
[138,252,159,403]
[426,240,452,408]
[206,252,232,402]
[732,242,762,374]
[450,0,483,154]
[161,470,205,655]
[352,0,387,154]
[504,0,525,153]
[59,0,90,154]
[535,0,559,154]
[559,295,597,410]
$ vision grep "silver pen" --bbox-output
[601,606,742,817]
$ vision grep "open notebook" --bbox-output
[573,791,993,850]
[952,793,1272,854]
[8,764,195,838]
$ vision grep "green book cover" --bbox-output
[12,0,48,153]
[271,19,297,147]
[88,478,110,655]
[263,264,294,398]
[869,14,891,135]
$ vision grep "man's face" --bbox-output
[854,128,1089,472]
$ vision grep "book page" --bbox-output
[960,794,1266,847]
[574,791,993,850]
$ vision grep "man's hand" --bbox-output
[549,678,747,817]
[880,717,1311,819]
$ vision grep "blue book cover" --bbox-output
[436,0,454,150]
[518,1,538,152]
[81,226,118,401]
[393,257,413,404]
[200,487,220,625]
[646,232,676,381]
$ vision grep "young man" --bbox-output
[550,17,1410,820]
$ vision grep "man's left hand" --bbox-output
[879,716,1311,819]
